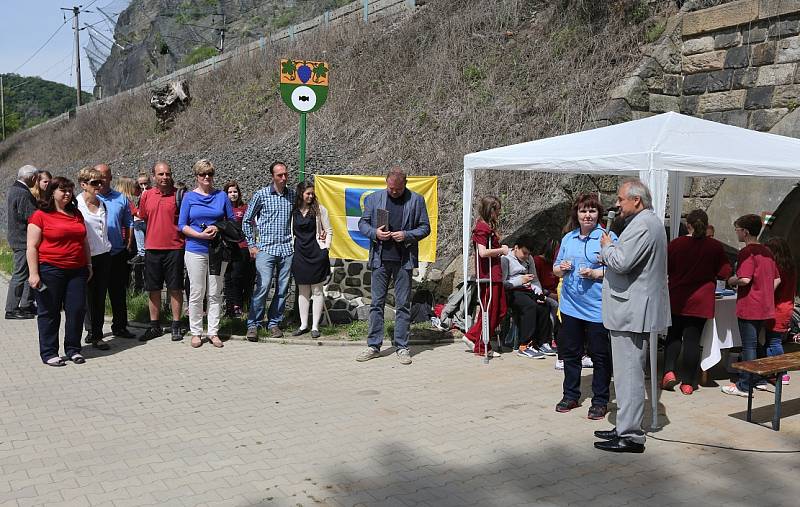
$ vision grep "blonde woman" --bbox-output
[291,181,332,338]
[31,170,52,202]
[178,160,234,348]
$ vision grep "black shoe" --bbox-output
[588,405,608,420]
[292,328,309,337]
[311,330,321,339]
[171,329,184,341]
[5,310,34,320]
[140,327,164,342]
[19,306,37,315]
[92,340,110,351]
[594,428,618,441]
[555,398,579,413]
[113,328,136,339]
[594,437,645,453]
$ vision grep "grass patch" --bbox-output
[644,20,666,43]
[0,240,13,276]
[183,45,218,66]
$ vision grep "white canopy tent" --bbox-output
[462,111,800,429]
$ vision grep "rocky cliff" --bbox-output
[96,0,346,95]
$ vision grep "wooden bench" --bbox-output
[731,351,800,431]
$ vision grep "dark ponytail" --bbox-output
[686,209,708,239]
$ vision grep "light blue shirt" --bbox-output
[97,189,133,255]
[555,226,618,323]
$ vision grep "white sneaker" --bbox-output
[581,355,594,368]
[356,347,380,362]
[462,336,475,352]
[721,384,750,397]
[554,359,564,370]
[396,348,412,365]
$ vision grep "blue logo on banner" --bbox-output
[345,188,376,250]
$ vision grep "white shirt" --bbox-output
[77,192,112,256]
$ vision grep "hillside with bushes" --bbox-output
[0,74,93,137]
[0,0,681,265]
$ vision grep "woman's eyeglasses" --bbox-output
[197,172,214,178]
[89,180,103,186]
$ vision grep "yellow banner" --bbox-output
[315,175,438,262]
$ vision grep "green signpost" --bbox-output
[280,59,330,182]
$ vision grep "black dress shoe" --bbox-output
[594,428,618,441]
[5,310,34,320]
[292,328,309,337]
[92,340,110,351]
[594,437,645,453]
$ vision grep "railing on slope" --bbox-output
[24,0,419,134]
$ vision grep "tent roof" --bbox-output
[463,111,800,178]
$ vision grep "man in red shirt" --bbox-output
[137,161,186,342]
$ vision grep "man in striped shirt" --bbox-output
[243,162,296,340]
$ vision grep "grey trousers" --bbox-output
[610,330,649,444]
[5,248,34,312]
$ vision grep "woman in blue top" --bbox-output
[178,159,234,349]
[552,193,617,420]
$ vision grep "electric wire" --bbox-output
[645,433,800,453]
[10,14,73,74]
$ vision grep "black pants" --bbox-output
[108,251,130,332]
[507,290,551,348]
[664,314,706,389]
[559,313,611,406]
[84,252,111,341]
[35,264,88,363]
[224,247,255,310]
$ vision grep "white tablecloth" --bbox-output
[700,295,740,371]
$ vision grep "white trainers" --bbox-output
[356,347,380,362]
[554,359,564,370]
[721,384,750,397]
[397,348,412,365]
[581,355,594,368]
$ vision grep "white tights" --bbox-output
[297,283,324,331]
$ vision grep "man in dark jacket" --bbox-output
[5,165,39,319]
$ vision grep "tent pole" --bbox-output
[462,167,474,333]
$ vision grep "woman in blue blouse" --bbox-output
[178,159,234,348]
[552,193,617,420]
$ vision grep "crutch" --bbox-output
[474,237,493,365]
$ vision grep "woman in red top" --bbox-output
[27,177,92,367]
[464,196,508,356]
[663,210,731,394]
[223,181,254,318]
[764,237,796,385]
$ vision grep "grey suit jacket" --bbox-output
[358,189,431,270]
[600,209,671,333]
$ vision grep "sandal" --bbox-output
[209,335,224,348]
[45,357,66,367]
[190,336,202,348]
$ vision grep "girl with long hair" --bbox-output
[291,181,332,338]
[763,236,796,385]
[31,170,52,202]
[463,196,508,357]
[223,180,255,318]
[663,209,731,395]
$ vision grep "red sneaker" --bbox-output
[679,384,694,395]
[661,371,678,391]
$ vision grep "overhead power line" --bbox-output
[11,14,73,74]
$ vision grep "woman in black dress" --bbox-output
[291,181,332,338]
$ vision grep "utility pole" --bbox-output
[218,14,226,53]
[62,5,82,108]
[1,75,5,141]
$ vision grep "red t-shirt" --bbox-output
[29,209,88,270]
[736,243,780,320]
[137,187,185,250]
[768,267,796,332]
[534,255,558,295]
[472,220,503,282]
[668,235,732,319]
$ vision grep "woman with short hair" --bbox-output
[27,177,92,366]
[178,159,234,348]
[291,181,332,338]
[76,167,114,351]
[663,209,731,395]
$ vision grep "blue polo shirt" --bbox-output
[97,189,133,255]
[555,226,618,323]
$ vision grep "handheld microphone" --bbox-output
[605,210,617,230]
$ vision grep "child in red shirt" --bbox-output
[764,237,796,385]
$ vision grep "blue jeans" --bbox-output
[35,264,88,363]
[367,261,411,351]
[133,220,146,256]
[736,319,765,392]
[764,330,786,357]
[247,251,293,329]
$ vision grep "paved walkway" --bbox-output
[1,277,799,507]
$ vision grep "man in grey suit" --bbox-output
[595,178,670,453]
[356,167,431,365]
